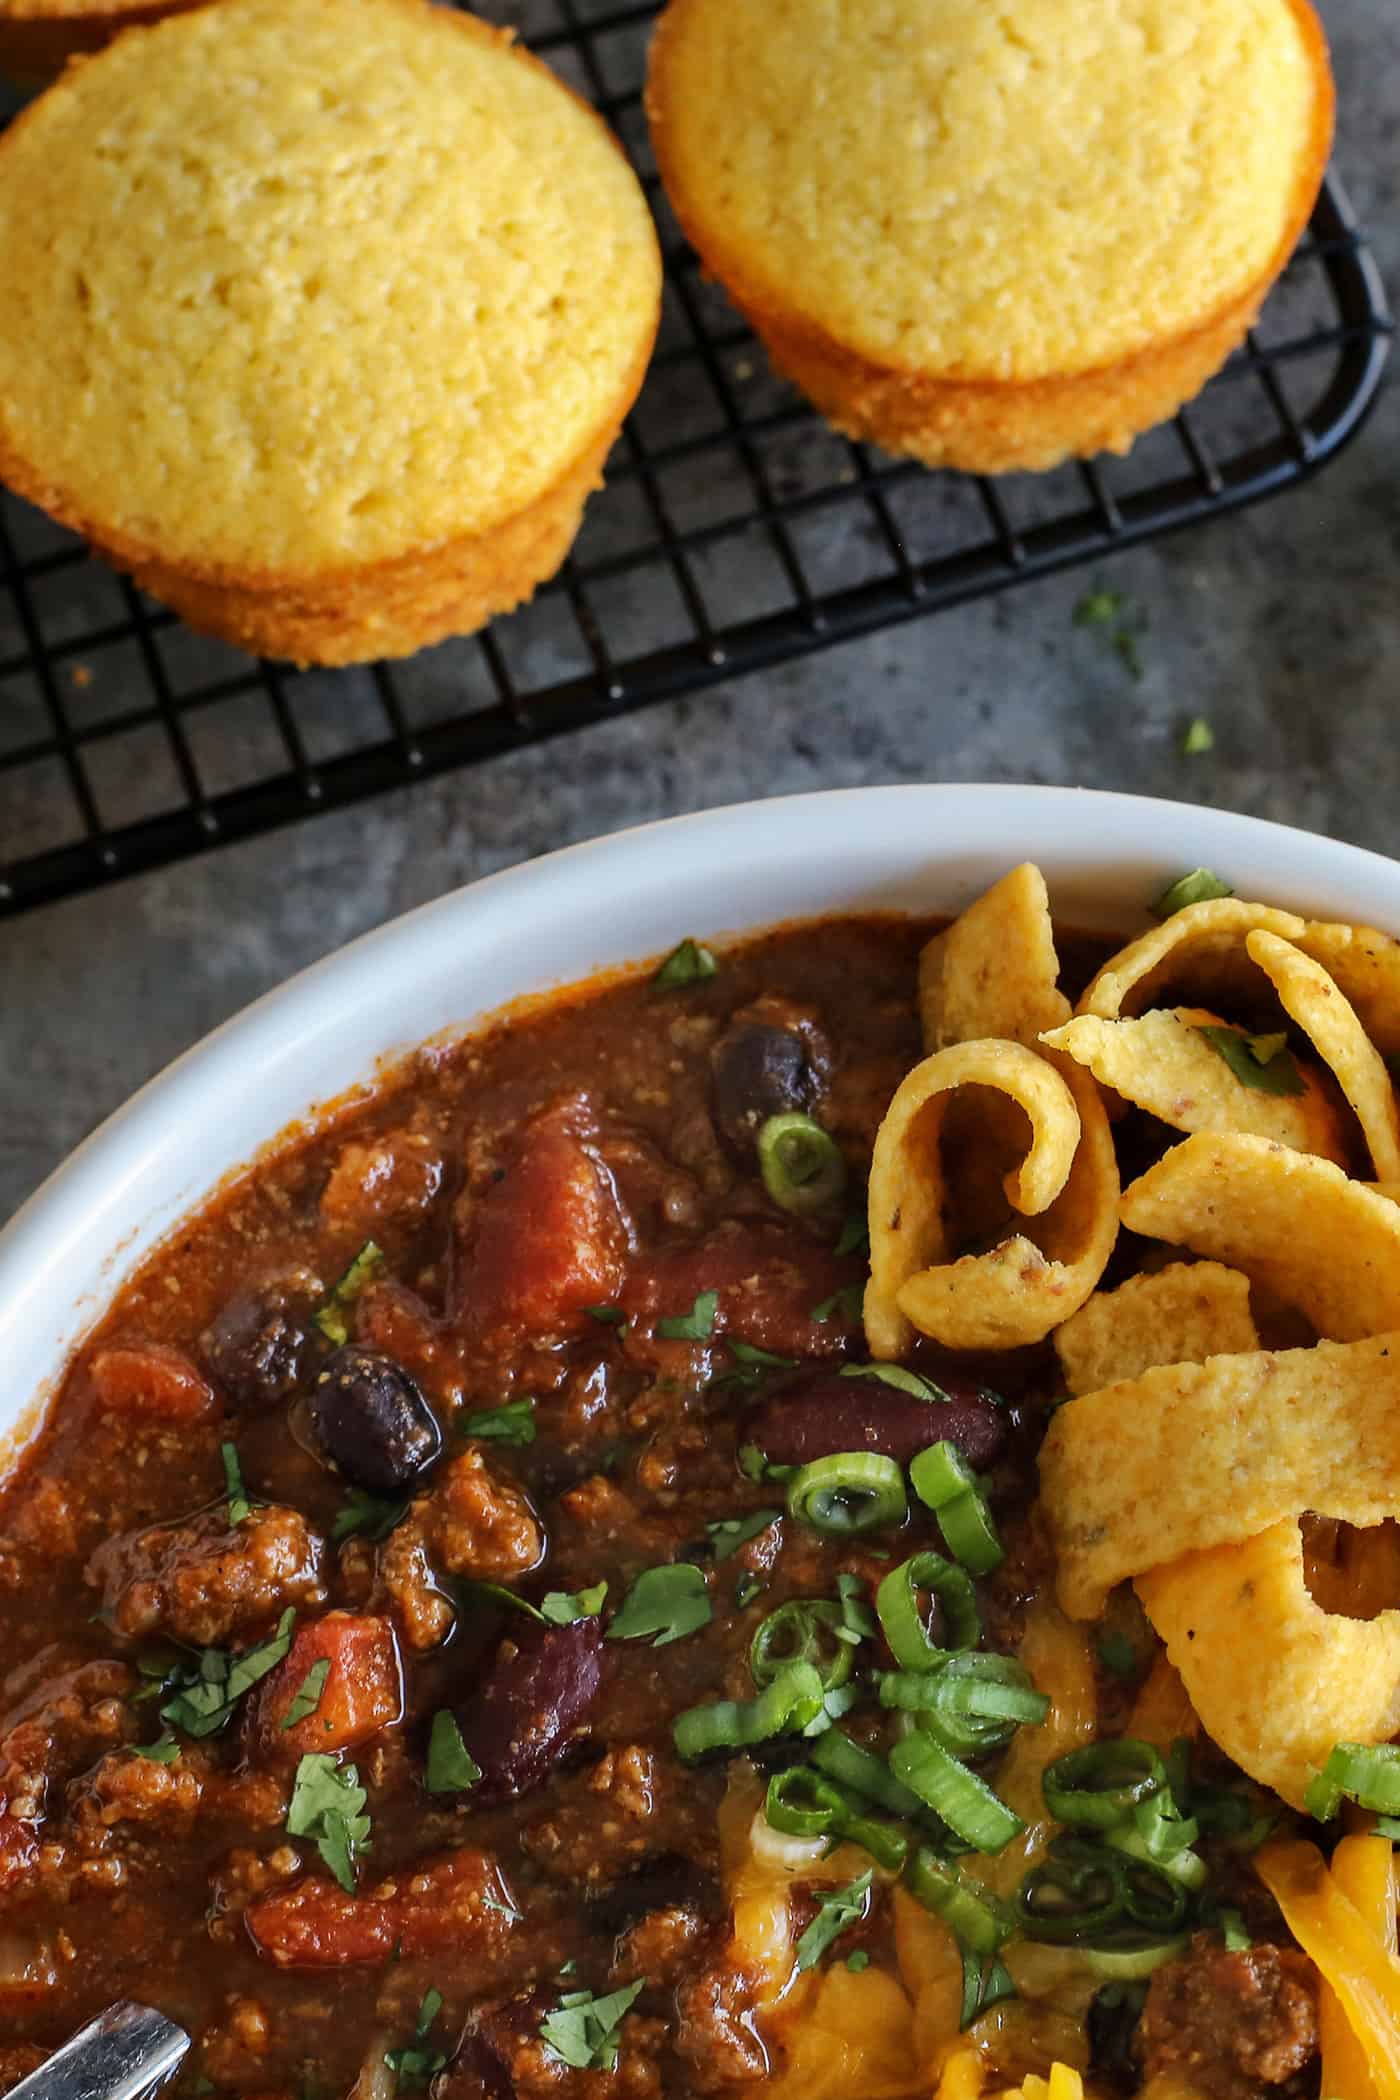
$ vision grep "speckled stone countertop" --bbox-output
[0,0,1394,1226]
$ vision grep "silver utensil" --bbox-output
[7,2003,190,2100]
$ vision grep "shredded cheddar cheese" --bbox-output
[1257,1839,1400,2100]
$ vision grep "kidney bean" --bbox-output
[747,1368,1007,1472]
[710,996,830,1157]
[455,1618,604,1802]
[309,1347,442,1494]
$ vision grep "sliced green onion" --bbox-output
[904,1845,1015,1954]
[936,1489,1005,1576]
[673,1660,826,1762]
[1106,1821,1207,1892]
[1081,1935,1189,1980]
[890,1735,1024,1854]
[765,1766,848,1840]
[1017,1838,1126,1943]
[811,1729,928,1820]
[909,1441,977,1509]
[788,1452,907,1537]
[751,1602,855,1695]
[1043,1741,1165,1829]
[757,1114,847,1217]
[881,1655,1049,1757]
[1306,1742,1400,1821]
[877,1552,979,1672]
[1153,869,1234,918]
[1106,1791,1206,1890]
[840,1362,945,1401]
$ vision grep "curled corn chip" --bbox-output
[1078,898,1306,1021]
[1138,1520,1400,1809]
[920,864,1070,1051]
[1042,1331,1400,1617]
[1054,1260,1259,1398]
[1298,920,1400,1056]
[864,1039,1082,1357]
[1041,1008,1346,1164]
[1119,1133,1400,1340]
[1247,930,1400,1180]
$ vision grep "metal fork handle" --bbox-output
[7,2002,190,2100]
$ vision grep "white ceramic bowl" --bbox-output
[5,783,1400,1470]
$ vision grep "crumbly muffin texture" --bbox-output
[0,0,661,575]
[649,0,1325,384]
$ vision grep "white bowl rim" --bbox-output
[5,781,1400,1469]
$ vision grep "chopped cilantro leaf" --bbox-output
[286,1753,371,1893]
[834,1212,869,1258]
[845,1949,871,1973]
[586,1305,626,1326]
[482,1887,521,1921]
[1182,717,1215,757]
[130,1732,181,1763]
[706,1510,780,1561]
[1097,1632,1139,1680]
[281,1658,331,1731]
[1197,1025,1304,1097]
[657,1290,719,1342]
[607,1563,712,1648]
[160,1610,295,1739]
[221,1441,252,1527]
[734,1573,764,1609]
[729,1342,794,1370]
[540,1582,609,1624]
[385,1988,447,2090]
[961,1949,1016,2028]
[1153,868,1234,917]
[426,1710,481,1795]
[452,1578,546,1623]
[539,1980,646,2072]
[332,1487,408,1544]
[795,1869,873,1971]
[812,1283,864,1325]
[1073,589,1124,628]
[654,938,718,990]
[315,1242,386,1348]
[462,1398,536,1446]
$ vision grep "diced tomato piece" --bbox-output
[89,1343,219,1423]
[251,1614,402,1757]
[245,1849,513,1969]
[455,1100,628,1348]
[621,1220,861,1362]
[0,1808,37,1897]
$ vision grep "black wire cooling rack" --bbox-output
[0,0,1391,919]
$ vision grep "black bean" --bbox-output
[200,1285,314,1411]
[747,1368,1007,1472]
[1087,1982,1147,2091]
[711,1025,812,1155]
[455,1618,604,1803]
[309,1346,442,1493]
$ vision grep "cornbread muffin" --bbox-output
[647,0,1332,474]
[0,0,204,88]
[0,0,662,666]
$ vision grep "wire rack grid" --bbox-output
[0,0,1391,919]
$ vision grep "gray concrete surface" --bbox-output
[0,0,1395,1227]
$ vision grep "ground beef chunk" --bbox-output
[381,1452,542,1650]
[1137,1936,1319,2100]
[87,1505,327,1646]
[69,1746,205,1845]
[672,1945,769,2090]
[446,1993,666,2100]
[320,1125,443,1240]
[0,2046,47,2094]
[523,1747,664,1888]
[0,1653,135,1821]
[611,1905,710,1989]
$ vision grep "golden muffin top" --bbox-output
[648,0,1330,384]
[0,0,660,572]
